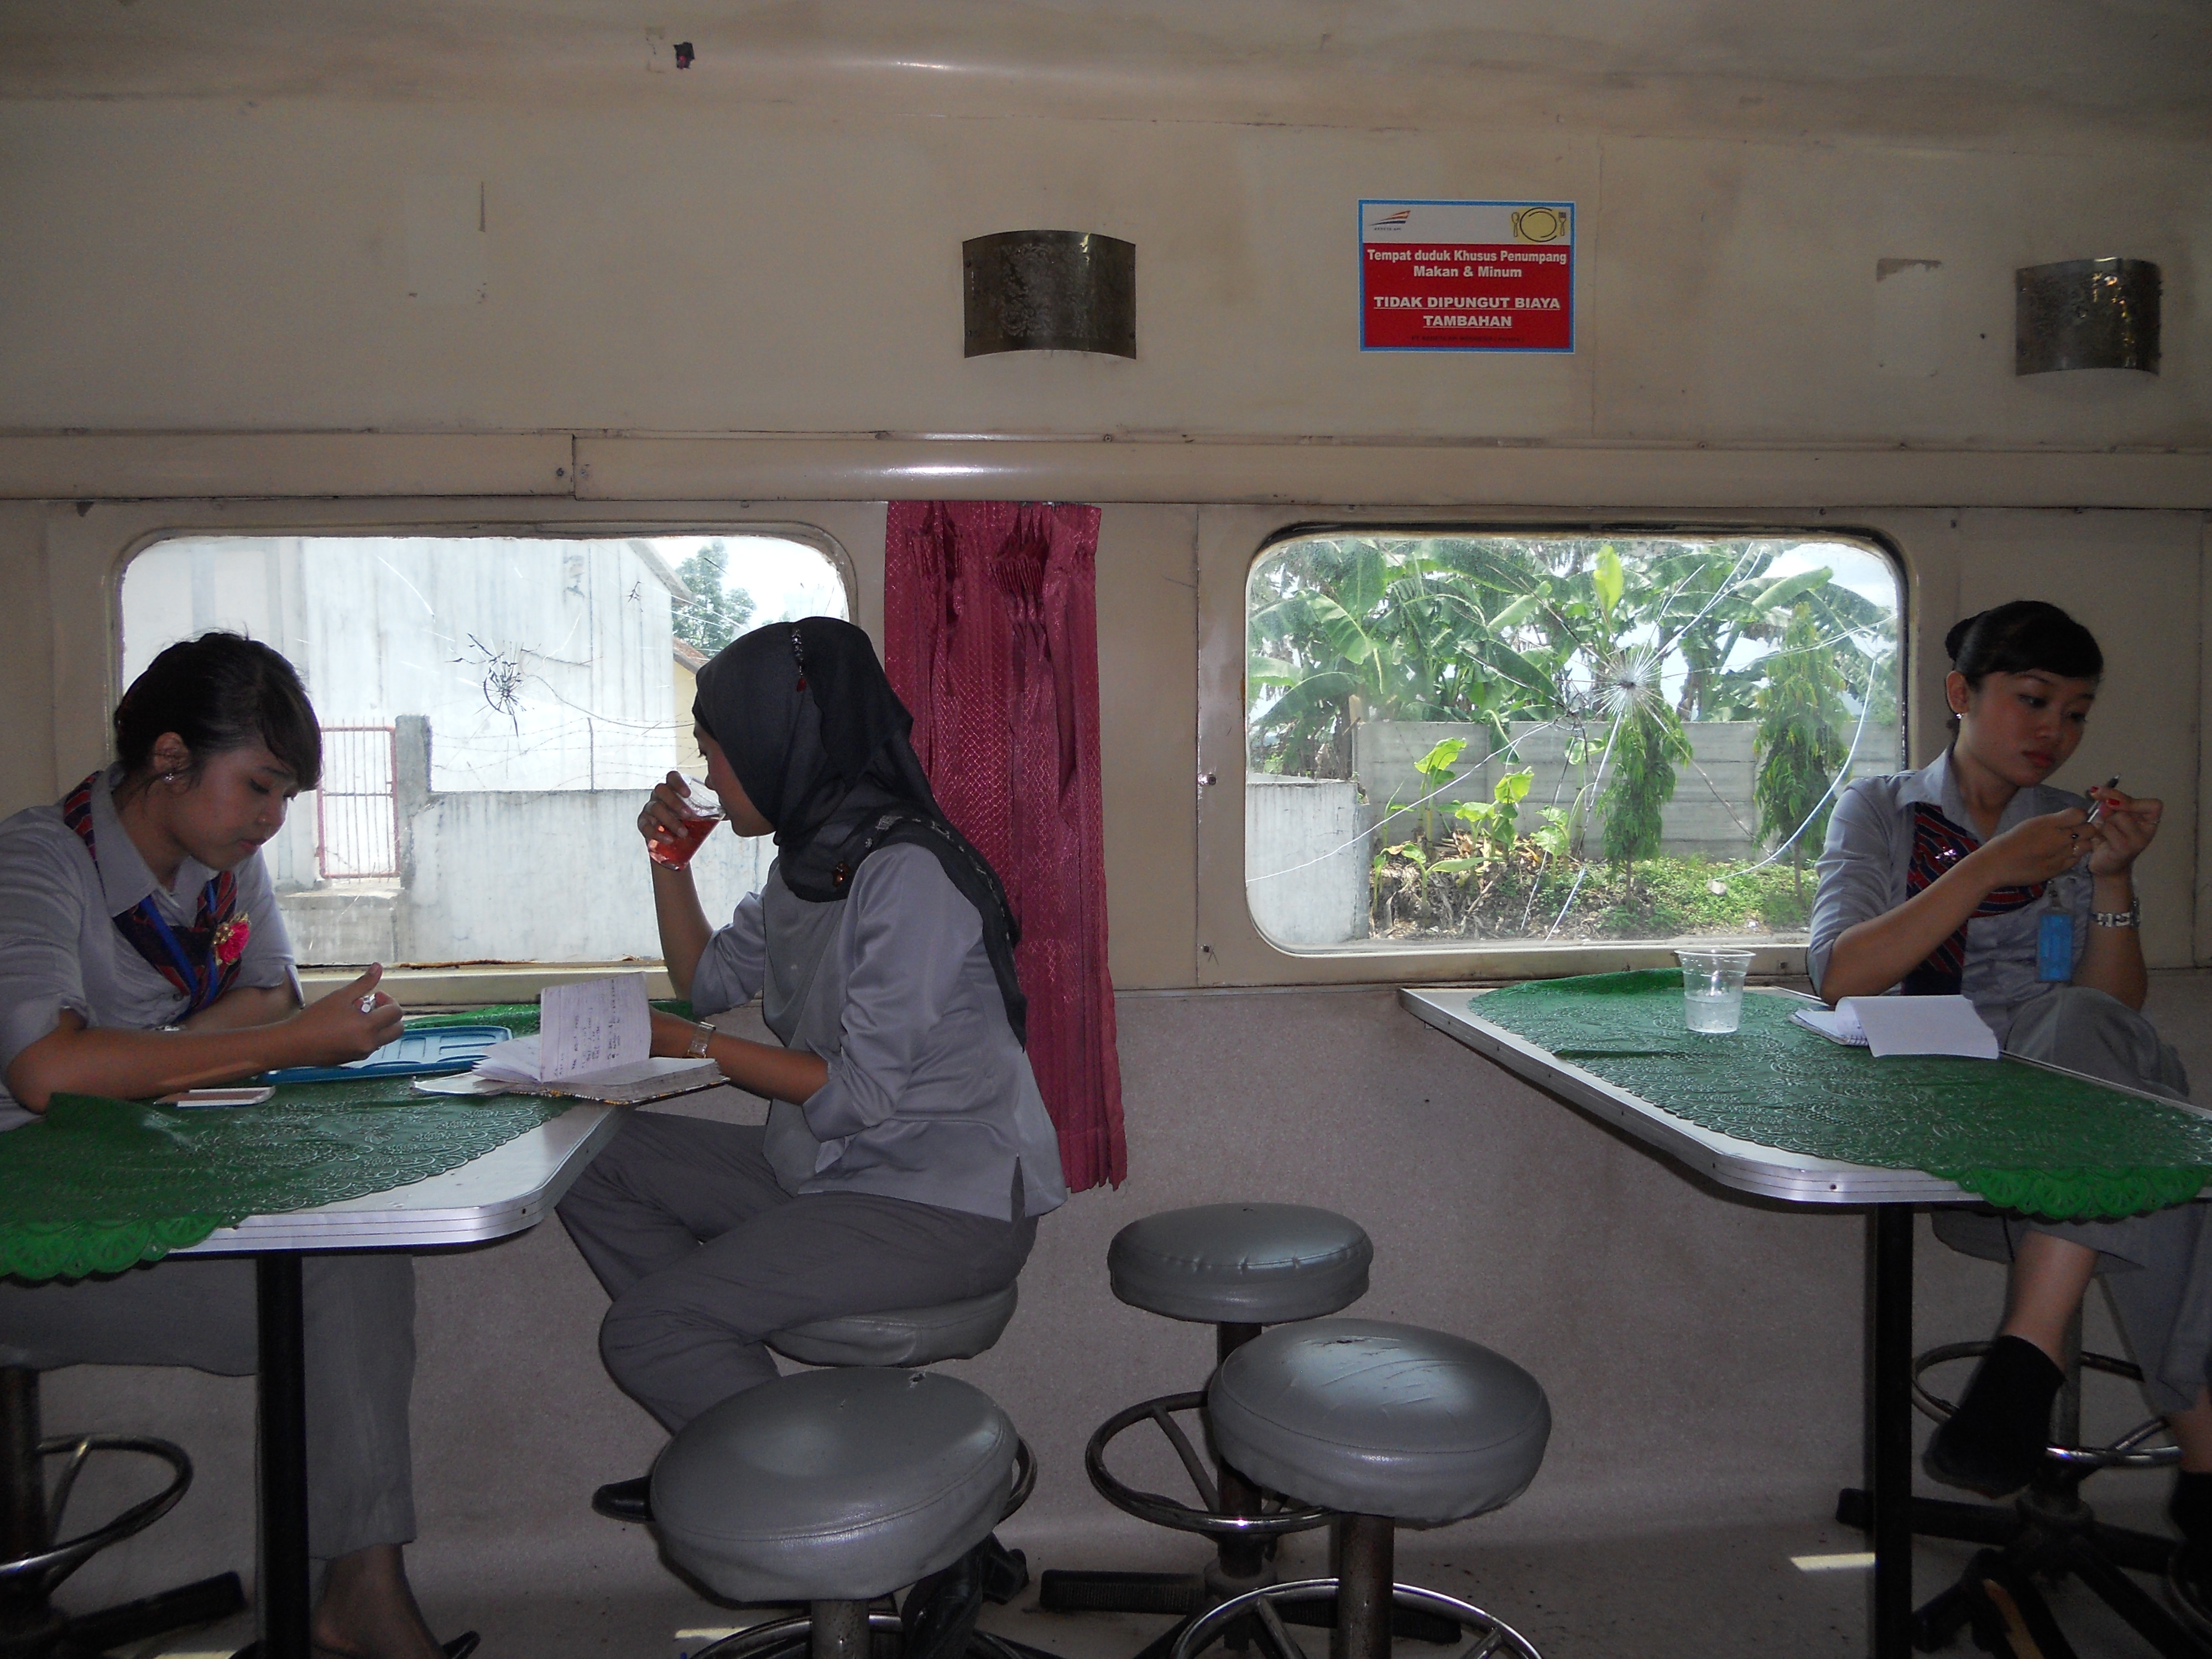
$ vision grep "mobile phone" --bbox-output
[157,1087,275,1107]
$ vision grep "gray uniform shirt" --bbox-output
[0,766,301,1129]
[690,841,1069,1224]
[1807,749,2091,1041]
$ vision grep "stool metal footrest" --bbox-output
[690,1613,1062,1659]
[1912,1340,2181,1472]
[1083,1392,1329,1540]
[1165,1579,1541,1659]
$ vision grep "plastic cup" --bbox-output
[1676,948,1755,1034]
[648,776,726,870]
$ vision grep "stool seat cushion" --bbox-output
[1207,1318,1550,1525]
[1108,1204,1371,1324]
[653,1369,1017,1602]
[766,1285,1019,1367]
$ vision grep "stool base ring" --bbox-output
[690,1613,1061,1659]
[1085,1393,1329,1540]
[0,1432,193,1597]
[1166,1579,1541,1659]
[1912,1340,2180,1472]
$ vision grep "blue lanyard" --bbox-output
[137,885,221,1010]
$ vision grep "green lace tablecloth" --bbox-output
[0,1000,691,1282]
[1472,972,2212,1223]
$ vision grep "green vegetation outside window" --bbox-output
[1243,531,1904,952]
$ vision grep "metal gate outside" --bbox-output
[316,725,399,879]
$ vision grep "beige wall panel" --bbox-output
[1596,139,2212,447]
[0,435,572,500]
[573,437,2212,510]
[2203,517,2212,966]
[1954,509,2205,968]
[0,504,54,817]
[2,100,2205,452]
[1092,507,1198,990]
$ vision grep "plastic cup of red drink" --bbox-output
[648,777,725,870]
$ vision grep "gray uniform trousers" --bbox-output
[556,1110,1036,1432]
[0,1253,416,1559]
[1934,983,2212,1414]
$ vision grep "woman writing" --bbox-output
[1809,600,2212,1593]
[0,633,460,1659]
[558,617,1066,1520]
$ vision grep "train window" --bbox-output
[119,532,849,968]
[1245,530,1903,954]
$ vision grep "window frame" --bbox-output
[58,502,883,1003]
[1198,507,1923,987]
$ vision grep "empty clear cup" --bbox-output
[1677,948,1755,1034]
[648,776,726,870]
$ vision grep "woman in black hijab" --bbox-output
[557,618,1066,1521]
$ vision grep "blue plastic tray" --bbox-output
[260,1025,513,1086]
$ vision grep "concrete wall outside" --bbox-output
[1244,776,1366,947]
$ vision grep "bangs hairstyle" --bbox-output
[1945,601,2104,686]
[114,633,322,791]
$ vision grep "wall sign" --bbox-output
[1359,199,1574,352]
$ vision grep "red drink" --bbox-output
[649,787,725,870]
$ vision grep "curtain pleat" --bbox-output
[884,501,1126,1192]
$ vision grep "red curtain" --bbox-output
[884,502,1126,1193]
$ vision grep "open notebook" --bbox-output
[1790,994,2000,1060]
[415,975,724,1103]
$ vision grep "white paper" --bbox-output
[1790,1005,1868,1046]
[538,975,652,1081]
[1840,994,2000,1060]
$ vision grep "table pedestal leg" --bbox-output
[1870,1206,1914,1659]
[258,1255,311,1659]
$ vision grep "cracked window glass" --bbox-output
[120,532,848,967]
[1244,531,1903,953]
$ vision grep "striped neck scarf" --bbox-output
[1902,801,2043,997]
[61,773,246,1016]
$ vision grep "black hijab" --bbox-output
[692,618,1027,1046]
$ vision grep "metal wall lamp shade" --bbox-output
[2015,258,2161,375]
[964,231,1136,359]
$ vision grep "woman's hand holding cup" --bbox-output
[640,772,725,870]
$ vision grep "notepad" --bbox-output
[1791,995,1999,1060]
[418,973,724,1103]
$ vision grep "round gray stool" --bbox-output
[1171,1318,1552,1659]
[1039,1204,1373,1644]
[656,1368,1034,1659]
[766,1284,1020,1369]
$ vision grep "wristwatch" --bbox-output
[684,1021,716,1058]
[2091,898,2141,928]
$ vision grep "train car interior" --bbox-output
[1,4,2208,1657]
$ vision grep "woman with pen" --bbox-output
[0,633,463,1659]
[1808,599,2212,1601]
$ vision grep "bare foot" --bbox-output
[310,1544,446,1659]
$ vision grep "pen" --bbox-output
[358,994,379,1013]
[2085,775,2120,825]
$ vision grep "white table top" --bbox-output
[1400,985,1975,1206]
[174,1102,623,1254]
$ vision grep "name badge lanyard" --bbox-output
[136,886,223,1013]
